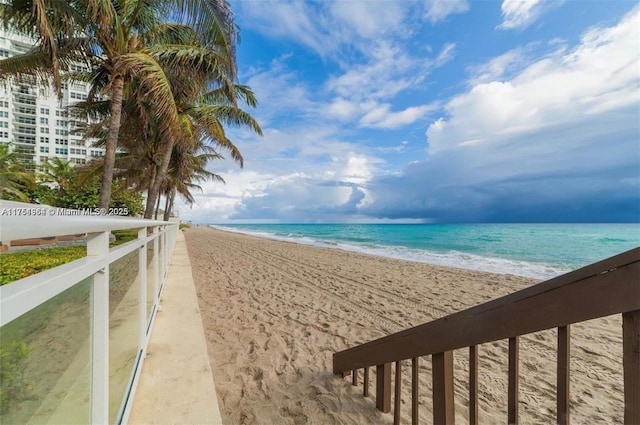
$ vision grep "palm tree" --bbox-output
[0,144,35,202]
[106,23,261,218]
[0,0,240,211]
[39,157,75,196]
[161,139,225,221]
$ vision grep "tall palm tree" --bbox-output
[0,0,240,211]
[107,23,261,218]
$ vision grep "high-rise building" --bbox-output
[0,30,105,166]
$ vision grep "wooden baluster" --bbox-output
[623,310,640,424]
[395,361,402,425]
[353,368,358,386]
[508,337,520,425]
[469,346,478,425]
[364,367,370,397]
[433,351,455,425]
[377,363,392,413]
[557,326,570,425]
[412,357,419,425]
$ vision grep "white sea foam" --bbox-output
[210,225,569,280]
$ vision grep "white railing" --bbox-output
[0,201,179,425]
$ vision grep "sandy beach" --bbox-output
[185,226,624,425]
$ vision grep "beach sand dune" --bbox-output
[185,227,624,425]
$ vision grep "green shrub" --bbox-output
[0,247,85,285]
[0,230,144,285]
[111,229,138,246]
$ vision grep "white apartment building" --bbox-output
[0,30,105,166]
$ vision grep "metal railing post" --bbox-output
[88,231,109,425]
[153,226,160,306]
[160,227,166,283]
[138,227,147,352]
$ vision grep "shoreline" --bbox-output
[205,224,581,280]
[185,226,624,424]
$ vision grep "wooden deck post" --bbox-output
[364,367,370,397]
[623,310,640,424]
[508,337,520,425]
[557,326,570,425]
[469,346,478,425]
[412,357,419,425]
[394,361,402,425]
[433,351,455,425]
[377,363,392,413]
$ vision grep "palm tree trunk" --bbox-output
[145,163,158,217]
[147,163,157,200]
[163,187,176,221]
[154,192,161,220]
[98,75,124,211]
[144,139,176,219]
[163,190,171,221]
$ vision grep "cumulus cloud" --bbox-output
[428,5,640,154]
[230,152,377,222]
[366,5,640,222]
[192,2,640,224]
[217,5,640,223]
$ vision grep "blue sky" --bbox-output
[178,0,640,223]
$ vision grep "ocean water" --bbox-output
[210,223,640,280]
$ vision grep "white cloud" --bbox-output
[237,1,469,57]
[329,1,407,38]
[497,0,564,30]
[499,0,542,30]
[228,152,379,222]
[428,4,640,154]
[326,42,456,102]
[360,103,437,129]
[434,42,457,67]
[176,170,274,222]
[424,0,470,23]
[467,48,527,85]
[237,1,336,57]
[244,56,316,125]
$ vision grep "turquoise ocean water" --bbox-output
[210,223,640,280]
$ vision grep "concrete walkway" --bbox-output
[128,230,223,425]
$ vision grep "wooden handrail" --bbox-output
[333,247,639,373]
[333,247,640,424]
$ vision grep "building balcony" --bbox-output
[13,96,36,105]
[13,106,37,116]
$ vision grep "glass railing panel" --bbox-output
[0,277,91,425]
[108,249,140,424]
[146,238,155,327]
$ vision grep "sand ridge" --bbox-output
[185,226,624,425]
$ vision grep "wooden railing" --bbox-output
[333,247,640,424]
